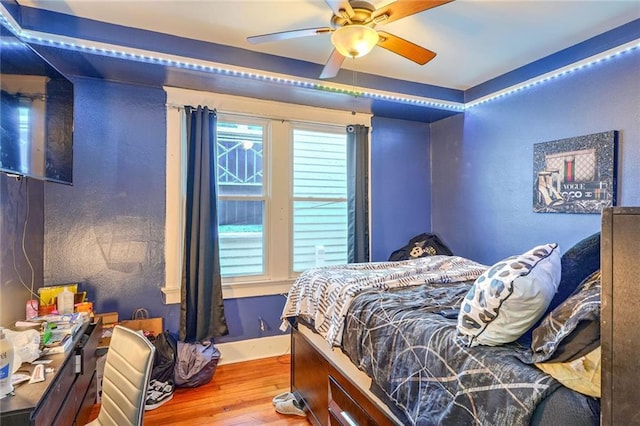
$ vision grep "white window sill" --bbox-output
[161,286,181,304]
[222,279,295,299]
[161,278,295,304]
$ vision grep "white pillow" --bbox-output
[457,243,561,347]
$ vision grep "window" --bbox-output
[292,125,348,272]
[18,105,30,173]
[216,118,266,278]
[216,118,349,283]
[164,87,370,302]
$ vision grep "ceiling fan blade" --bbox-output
[319,49,345,79]
[371,0,454,25]
[324,0,355,18]
[376,31,436,65]
[247,27,332,44]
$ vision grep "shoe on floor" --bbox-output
[275,399,306,417]
[145,379,174,411]
[272,391,296,406]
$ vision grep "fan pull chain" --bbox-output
[352,69,358,115]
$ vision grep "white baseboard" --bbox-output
[216,334,290,365]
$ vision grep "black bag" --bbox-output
[388,233,453,261]
[174,340,220,388]
[150,331,177,384]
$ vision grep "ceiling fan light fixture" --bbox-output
[331,25,379,58]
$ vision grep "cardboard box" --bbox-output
[120,317,164,338]
[95,312,119,349]
[97,316,163,348]
[95,312,119,326]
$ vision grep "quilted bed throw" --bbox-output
[343,285,562,425]
[281,256,488,346]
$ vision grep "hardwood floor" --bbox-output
[87,355,311,425]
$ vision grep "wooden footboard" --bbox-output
[290,324,398,426]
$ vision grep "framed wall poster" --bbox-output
[533,130,618,214]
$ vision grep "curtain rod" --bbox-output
[166,102,369,128]
[167,102,287,122]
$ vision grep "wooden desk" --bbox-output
[0,319,102,426]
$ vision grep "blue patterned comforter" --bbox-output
[342,283,561,426]
[282,256,487,346]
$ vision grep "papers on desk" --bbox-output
[42,333,74,354]
[37,314,84,354]
[11,373,30,387]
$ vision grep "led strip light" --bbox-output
[466,39,640,109]
[0,6,463,112]
[1,6,637,112]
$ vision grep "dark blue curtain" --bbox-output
[180,106,228,342]
[347,124,370,263]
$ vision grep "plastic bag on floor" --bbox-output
[151,331,177,384]
[174,340,220,388]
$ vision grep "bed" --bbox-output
[282,234,602,426]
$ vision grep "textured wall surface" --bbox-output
[43,78,277,337]
[43,78,178,328]
[0,175,44,327]
[370,117,432,262]
[431,50,639,265]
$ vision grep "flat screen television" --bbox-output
[0,22,73,184]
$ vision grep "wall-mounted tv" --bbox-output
[0,23,73,184]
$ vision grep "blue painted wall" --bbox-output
[43,78,179,329]
[0,175,44,327]
[370,117,431,262]
[431,50,640,265]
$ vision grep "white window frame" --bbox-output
[162,86,371,303]
[216,114,270,281]
[290,122,350,271]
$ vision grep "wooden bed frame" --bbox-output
[601,207,639,425]
[290,323,398,426]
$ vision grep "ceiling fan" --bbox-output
[247,0,454,79]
